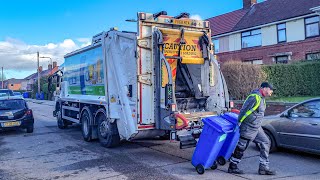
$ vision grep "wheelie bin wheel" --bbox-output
[211,163,218,170]
[217,157,226,165]
[196,164,205,174]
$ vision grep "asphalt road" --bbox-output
[1,100,320,180]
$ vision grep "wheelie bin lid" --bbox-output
[221,112,239,126]
[202,116,234,133]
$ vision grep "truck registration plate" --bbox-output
[173,19,192,26]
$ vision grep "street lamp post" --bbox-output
[40,56,52,68]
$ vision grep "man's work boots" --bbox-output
[258,165,276,175]
[228,162,244,174]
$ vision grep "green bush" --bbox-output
[31,76,55,100]
[263,61,320,97]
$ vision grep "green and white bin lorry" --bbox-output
[52,11,231,148]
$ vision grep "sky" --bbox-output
[0,0,249,79]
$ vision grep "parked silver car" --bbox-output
[262,98,320,155]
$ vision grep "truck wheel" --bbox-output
[81,107,93,142]
[97,110,120,148]
[57,110,68,129]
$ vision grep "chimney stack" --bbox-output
[243,0,257,9]
[53,61,57,68]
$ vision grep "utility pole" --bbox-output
[37,52,40,94]
[1,67,3,89]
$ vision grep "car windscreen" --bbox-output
[0,99,26,110]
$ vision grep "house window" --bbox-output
[275,56,289,64]
[241,29,262,48]
[305,16,320,38]
[213,39,219,53]
[277,23,286,43]
[306,52,320,60]
[242,59,263,65]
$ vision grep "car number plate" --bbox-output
[2,121,21,127]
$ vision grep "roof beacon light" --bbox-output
[139,13,146,20]
[204,21,209,28]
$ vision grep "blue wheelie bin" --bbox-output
[26,92,29,98]
[191,116,234,174]
[216,112,240,166]
[40,92,44,100]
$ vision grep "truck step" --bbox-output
[179,134,197,149]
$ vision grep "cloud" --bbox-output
[77,38,91,48]
[190,14,202,20]
[0,37,91,79]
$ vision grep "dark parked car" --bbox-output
[262,98,320,155]
[0,96,34,133]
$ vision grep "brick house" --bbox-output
[207,0,320,65]
[24,62,59,91]
[2,78,26,91]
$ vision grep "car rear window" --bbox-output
[0,100,26,110]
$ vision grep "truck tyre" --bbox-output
[57,110,68,129]
[96,109,120,148]
[81,107,93,142]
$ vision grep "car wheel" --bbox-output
[26,126,34,133]
[81,107,93,142]
[97,109,120,148]
[57,110,68,129]
[265,130,277,153]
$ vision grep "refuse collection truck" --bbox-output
[52,11,231,148]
